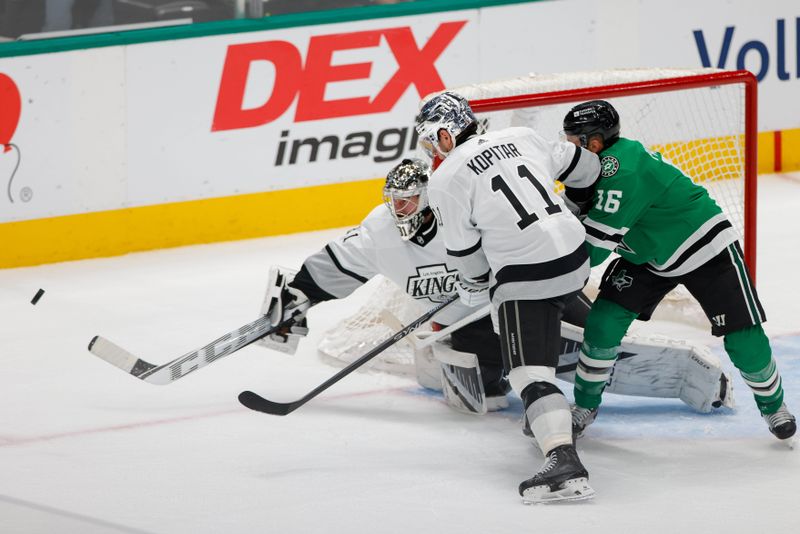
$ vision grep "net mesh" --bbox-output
[317,276,428,374]
[318,69,751,373]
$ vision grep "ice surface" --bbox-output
[1,174,798,533]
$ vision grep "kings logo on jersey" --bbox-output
[406,264,459,302]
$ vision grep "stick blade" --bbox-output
[88,335,156,378]
[238,390,293,416]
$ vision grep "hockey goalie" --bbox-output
[258,158,733,417]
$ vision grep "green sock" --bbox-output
[573,299,638,410]
[724,326,784,414]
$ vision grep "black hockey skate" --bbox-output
[519,444,594,504]
[763,403,797,442]
[571,405,598,439]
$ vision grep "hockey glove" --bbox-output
[258,266,311,355]
[456,276,491,308]
[563,195,592,220]
[564,185,595,220]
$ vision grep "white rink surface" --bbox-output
[1,173,799,534]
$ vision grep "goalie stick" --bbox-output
[238,295,458,416]
[87,315,298,385]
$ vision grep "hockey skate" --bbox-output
[571,405,598,439]
[763,403,797,445]
[519,444,594,504]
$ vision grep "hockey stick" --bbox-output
[238,295,458,416]
[87,314,298,385]
[379,304,491,350]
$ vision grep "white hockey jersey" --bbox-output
[427,127,600,305]
[297,204,475,325]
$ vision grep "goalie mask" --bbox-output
[383,158,431,240]
[414,92,477,159]
[563,100,621,148]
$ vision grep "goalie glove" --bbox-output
[456,275,490,308]
[258,266,311,355]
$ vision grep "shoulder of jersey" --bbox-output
[599,138,636,179]
[436,132,498,174]
[363,203,393,225]
[504,125,538,138]
[362,204,402,236]
[430,151,467,181]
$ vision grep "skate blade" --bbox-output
[521,478,595,505]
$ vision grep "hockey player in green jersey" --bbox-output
[562,100,796,443]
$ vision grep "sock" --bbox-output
[574,299,637,409]
[724,325,784,414]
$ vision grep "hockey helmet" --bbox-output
[414,92,477,159]
[563,100,621,148]
[383,158,431,240]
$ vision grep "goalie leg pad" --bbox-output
[432,340,489,415]
[556,323,734,413]
[679,347,735,412]
[413,346,442,391]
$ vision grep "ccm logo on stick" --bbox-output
[211,21,466,131]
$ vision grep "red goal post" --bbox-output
[455,68,758,281]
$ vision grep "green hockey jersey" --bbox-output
[583,137,740,276]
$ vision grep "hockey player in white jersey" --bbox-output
[417,91,600,503]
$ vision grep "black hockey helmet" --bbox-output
[563,100,620,148]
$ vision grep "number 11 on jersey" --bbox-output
[491,164,562,230]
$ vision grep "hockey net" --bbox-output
[318,68,757,375]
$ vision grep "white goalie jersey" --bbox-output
[427,127,600,305]
[296,204,475,325]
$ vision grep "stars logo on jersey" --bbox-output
[616,240,635,255]
[600,155,620,177]
[406,264,458,302]
[610,269,633,291]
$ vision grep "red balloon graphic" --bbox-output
[0,73,21,153]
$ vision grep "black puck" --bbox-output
[31,288,45,305]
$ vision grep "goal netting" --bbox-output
[318,68,757,375]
